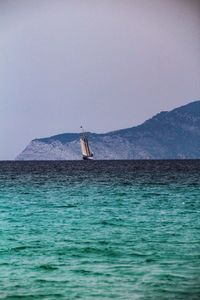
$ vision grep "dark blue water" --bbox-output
[0,161,200,299]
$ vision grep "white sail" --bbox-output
[80,138,88,157]
[80,127,93,159]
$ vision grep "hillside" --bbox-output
[16,101,200,160]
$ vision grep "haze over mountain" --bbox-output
[16,101,200,160]
[1,1,200,160]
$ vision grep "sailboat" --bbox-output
[80,126,94,160]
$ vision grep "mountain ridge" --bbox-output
[16,100,200,160]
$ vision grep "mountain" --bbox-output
[16,101,200,160]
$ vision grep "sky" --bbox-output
[0,0,200,160]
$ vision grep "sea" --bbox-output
[0,160,200,300]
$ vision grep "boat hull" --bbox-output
[83,155,94,160]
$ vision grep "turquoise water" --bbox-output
[0,161,200,299]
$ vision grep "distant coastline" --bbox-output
[16,100,200,160]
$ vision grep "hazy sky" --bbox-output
[0,0,200,159]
